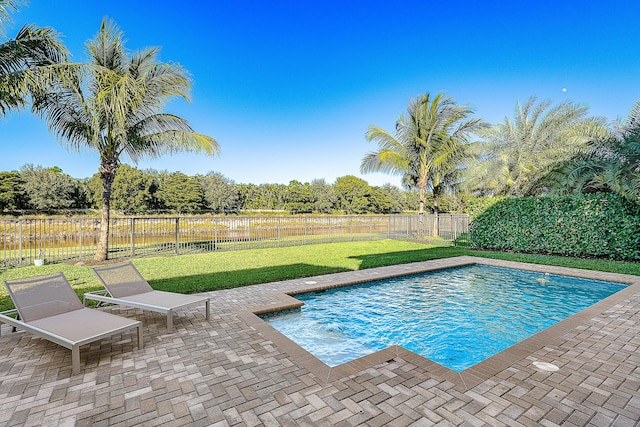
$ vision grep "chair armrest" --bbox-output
[83,289,111,307]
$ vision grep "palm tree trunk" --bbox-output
[432,195,439,237]
[431,184,444,237]
[94,159,117,261]
[418,186,425,240]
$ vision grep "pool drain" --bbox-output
[532,361,559,371]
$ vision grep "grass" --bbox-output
[0,239,638,312]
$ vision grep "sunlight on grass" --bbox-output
[1,239,639,312]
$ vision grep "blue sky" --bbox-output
[2,0,640,187]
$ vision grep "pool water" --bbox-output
[262,265,625,372]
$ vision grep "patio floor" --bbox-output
[0,256,639,426]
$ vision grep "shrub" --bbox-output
[469,194,640,260]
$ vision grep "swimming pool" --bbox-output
[262,264,626,372]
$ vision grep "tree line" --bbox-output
[0,165,437,214]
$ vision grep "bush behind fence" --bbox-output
[0,214,469,267]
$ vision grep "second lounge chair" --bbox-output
[85,262,210,333]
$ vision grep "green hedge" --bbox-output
[469,194,640,260]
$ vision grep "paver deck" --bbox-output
[0,256,638,426]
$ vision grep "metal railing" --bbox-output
[0,214,469,267]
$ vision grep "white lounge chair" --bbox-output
[0,272,143,375]
[85,262,210,333]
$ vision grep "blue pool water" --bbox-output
[262,265,625,372]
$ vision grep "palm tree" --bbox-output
[362,92,486,237]
[545,98,640,200]
[466,96,607,197]
[32,19,219,260]
[0,0,67,115]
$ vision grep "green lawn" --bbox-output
[1,239,638,312]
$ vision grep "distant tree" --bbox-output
[0,0,68,115]
[404,190,420,211]
[200,172,241,213]
[31,19,218,260]
[368,186,397,213]
[112,165,157,213]
[262,183,287,210]
[155,172,204,213]
[310,178,336,213]
[20,164,82,210]
[377,184,408,213]
[86,173,102,209]
[284,180,314,213]
[0,171,26,210]
[239,183,286,211]
[75,178,93,209]
[333,175,371,214]
[87,165,157,212]
[237,183,258,210]
[467,96,608,197]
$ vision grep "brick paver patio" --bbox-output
[0,256,638,426]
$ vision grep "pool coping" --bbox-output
[239,256,640,391]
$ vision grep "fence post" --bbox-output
[350,216,353,241]
[303,217,307,245]
[407,215,410,240]
[130,218,135,257]
[213,218,218,251]
[79,218,83,261]
[453,216,457,243]
[175,218,180,255]
[248,217,251,247]
[18,220,23,266]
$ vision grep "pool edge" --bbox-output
[241,256,640,391]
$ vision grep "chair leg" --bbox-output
[205,300,210,320]
[137,324,144,349]
[167,311,173,333]
[72,345,80,375]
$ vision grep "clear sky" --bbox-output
[2,0,640,187]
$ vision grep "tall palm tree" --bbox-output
[0,0,67,115]
[33,19,219,260]
[362,92,486,236]
[467,96,608,197]
[546,98,640,200]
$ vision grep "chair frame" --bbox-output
[85,262,210,333]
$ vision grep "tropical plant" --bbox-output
[31,18,219,260]
[362,92,485,235]
[467,96,608,197]
[0,0,67,115]
[557,98,640,200]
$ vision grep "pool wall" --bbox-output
[239,256,640,390]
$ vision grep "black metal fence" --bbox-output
[0,214,469,267]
